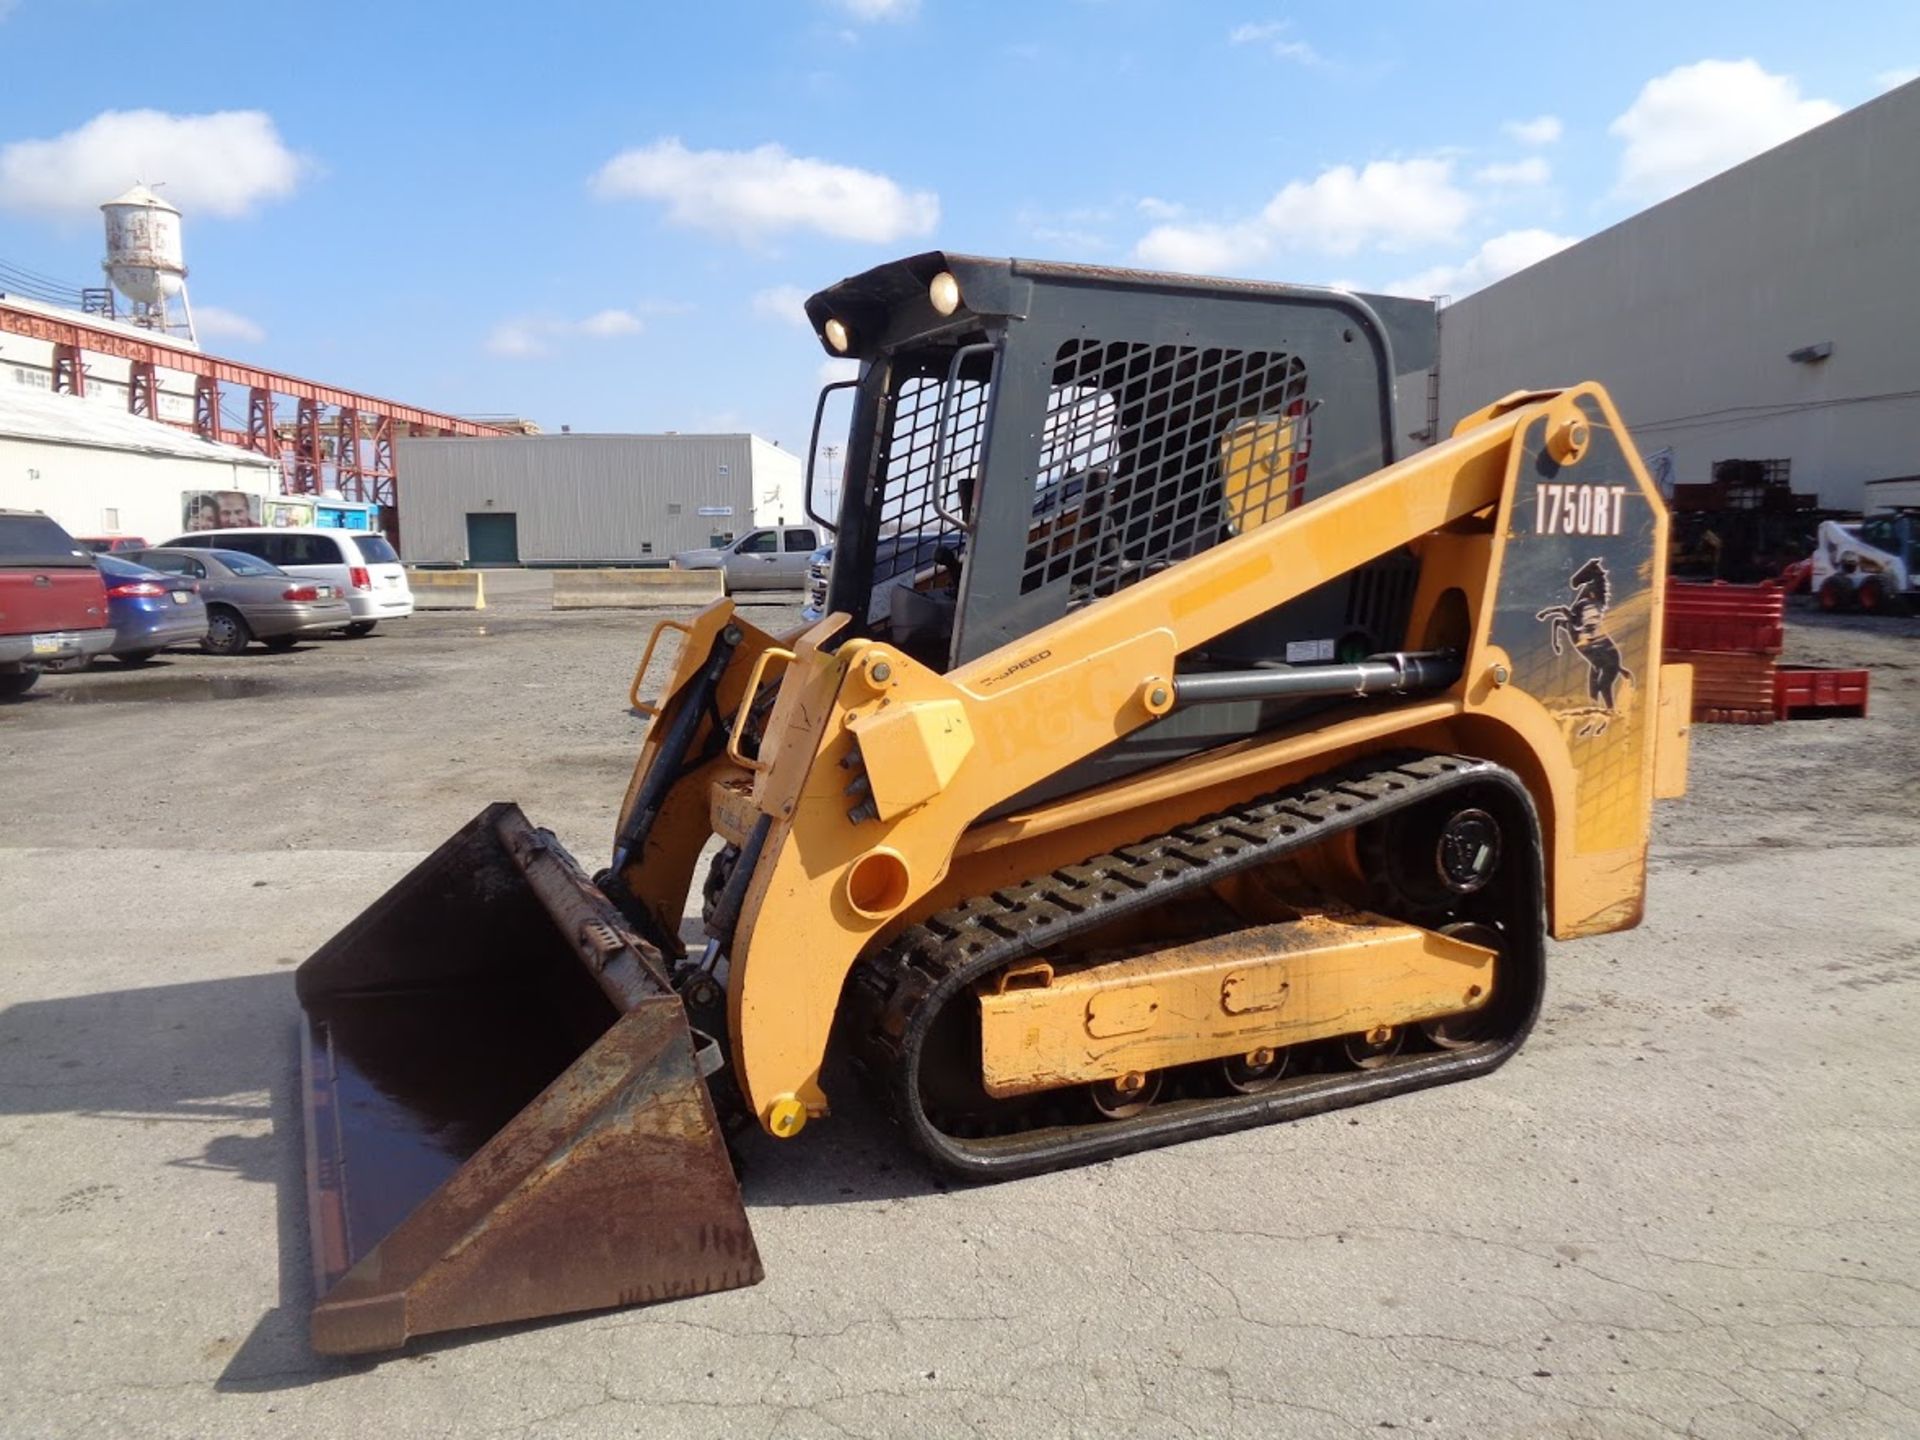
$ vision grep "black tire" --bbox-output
[0,669,39,698]
[344,621,378,638]
[117,649,158,665]
[262,635,298,652]
[1817,575,1853,613]
[203,606,253,656]
[1858,575,1890,615]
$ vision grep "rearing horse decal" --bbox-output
[1536,557,1633,734]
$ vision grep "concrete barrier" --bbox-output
[408,569,486,610]
[551,568,726,610]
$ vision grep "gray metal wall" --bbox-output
[395,433,767,564]
[1437,80,1920,513]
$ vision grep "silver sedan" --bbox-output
[130,547,356,655]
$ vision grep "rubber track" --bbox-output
[850,750,1547,1181]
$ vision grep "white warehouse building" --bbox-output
[0,383,277,543]
[1436,79,1920,513]
[394,432,804,566]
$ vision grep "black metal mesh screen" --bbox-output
[873,366,988,584]
[1021,340,1309,603]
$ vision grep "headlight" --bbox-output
[928,271,961,316]
[824,317,851,353]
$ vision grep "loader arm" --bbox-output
[725,383,1661,1133]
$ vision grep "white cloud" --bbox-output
[1875,67,1919,92]
[576,308,643,337]
[1263,158,1470,251]
[753,284,813,327]
[1136,196,1185,221]
[485,323,546,359]
[486,308,649,359]
[1383,228,1577,300]
[1610,59,1840,201]
[1502,115,1563,146]
[834,0,917,20]
[1018,203,1115,255]
[1135,158,1471,274]
[591,138,938,245]
[1135,220,1270,274]
[1474,156,1551,187]
[817,357,861,386]
[1228,20,1322,66]
[194,305,265,344]
[0,109,302,220]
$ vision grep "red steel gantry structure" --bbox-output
[1,299,505,541]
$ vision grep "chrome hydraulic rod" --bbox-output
[1172,650,1462,706]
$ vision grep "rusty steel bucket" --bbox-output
[295,804,762,1356]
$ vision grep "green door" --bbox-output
[466,512,519,565]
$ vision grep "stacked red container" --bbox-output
[1665,581,1785,655]
[1663,581,1785,724]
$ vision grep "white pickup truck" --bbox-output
[669,524,821,592]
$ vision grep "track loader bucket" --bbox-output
[295,803,761,1356]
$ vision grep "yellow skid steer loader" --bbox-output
[296,254,1691,1354]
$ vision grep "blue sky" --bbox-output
[1,0,1915,450]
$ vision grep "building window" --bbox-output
[102,508,119,529]
[641,542,653,555]
[667,502,683,515]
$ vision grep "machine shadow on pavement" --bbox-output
[0,972,942,1389]
[0,974,330,1387]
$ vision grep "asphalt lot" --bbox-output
[2,579,1917,1439]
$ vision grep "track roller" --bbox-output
[1219,1047,1291,1094]
[1089,1069,1163,1119]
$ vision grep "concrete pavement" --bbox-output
[2,606,1915,1437]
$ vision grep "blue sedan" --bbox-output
[88,552,210,664]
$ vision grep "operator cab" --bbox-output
[800,254,1439,797]
[801,254,1436,675]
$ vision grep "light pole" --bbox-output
[819,443,842,522]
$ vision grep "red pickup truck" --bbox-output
[0,509,114,698]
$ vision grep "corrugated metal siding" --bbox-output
[396,434,763,564]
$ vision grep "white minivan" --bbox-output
[161,526,414,635]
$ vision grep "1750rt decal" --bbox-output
[1536,482,1631,538]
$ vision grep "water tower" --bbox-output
[100,184,196,343]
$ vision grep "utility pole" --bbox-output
[820,443,842,519]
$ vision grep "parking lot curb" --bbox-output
[408,570,487,610]
[551,569,725,609]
